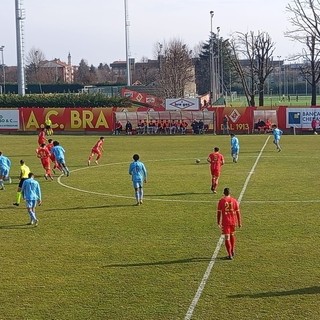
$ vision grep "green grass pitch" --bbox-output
[0,133,319,319]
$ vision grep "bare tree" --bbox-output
[229,31,274,106]
[156,39,194,99]
[74,59,93,84]
[25,47,46,84]
[132,56,157,85]
[286,0,320,105]
[254,33,275,106]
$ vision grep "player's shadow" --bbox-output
[0,223,34,230]
[147,192,209,197]
[44,204,134,212]
[103,257,211,268]
[229,286,320,298]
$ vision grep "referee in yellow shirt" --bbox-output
[13,160,30,206]
[45,117,53,136]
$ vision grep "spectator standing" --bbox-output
[311,117,318,135]
[222,115,229,135]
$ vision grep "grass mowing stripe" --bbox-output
[184,135,271,320]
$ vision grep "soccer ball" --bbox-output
[195,159,201,164]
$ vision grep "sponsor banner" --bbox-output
[215,107,255,133]
[165,98,200,111]
[0,109,19,130]
[121,88,164,107]
[19,108,118,132]
[286,107,320,128]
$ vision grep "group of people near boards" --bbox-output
[114,119,208,135]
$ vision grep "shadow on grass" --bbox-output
[146,192,211,197]
[0,223,33,229]
[229,286,320,298]
[44,204,135,212]
[103,257,212,268]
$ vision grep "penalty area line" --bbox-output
[184,135,271,320]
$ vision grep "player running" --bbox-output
[21,172,42,226]
[47,139,61,174]
[272,124,283,152]
[0,151,12,190]
[38,128,47,146]
[217,187,242,260]
[51,141,70,176]
[207,147,225,194]
[88,137,105,166]
[36,143,54,180]
[129,154,147,206]
[230,133,240,163]
[13,160,31,206]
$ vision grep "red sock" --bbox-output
[230,234,236,254]
[225,239,232,256]
[212,178,217,190]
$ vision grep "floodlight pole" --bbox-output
[15,0,26,96]
[0,46,5,94]
[209,11,216,105]
[124,0,131,86]
[277,55,281,98]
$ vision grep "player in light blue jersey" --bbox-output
[230,133,240,163]
[129,154,147,205]
[0,151,12,190]
[272,124,283,152]
[21,172,42,226]
[51,141,70,176]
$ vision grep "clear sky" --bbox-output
[0,0,302,67]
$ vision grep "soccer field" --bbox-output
[0,134,319,319]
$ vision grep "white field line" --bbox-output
[184,135,271,320]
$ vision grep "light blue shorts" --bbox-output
[132,181,143,189]
[0,167,9,177]
[26,200,37,209]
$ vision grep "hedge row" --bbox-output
[0,93,132,108]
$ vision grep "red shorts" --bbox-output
[91,148,101,156]
[221,225,235,235]
[211,169,221,178]
[41,158,50,169]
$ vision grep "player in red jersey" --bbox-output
[47,139,62,173]
[217,187,242,260]
[36,143,53,180]
[88,137,105,165]
[207,147,225,194]
[38,128,47,146]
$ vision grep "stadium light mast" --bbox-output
[0,46,5,94]
[210,11,216,104]
[124,0,131,86]
[15,0,26,96]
